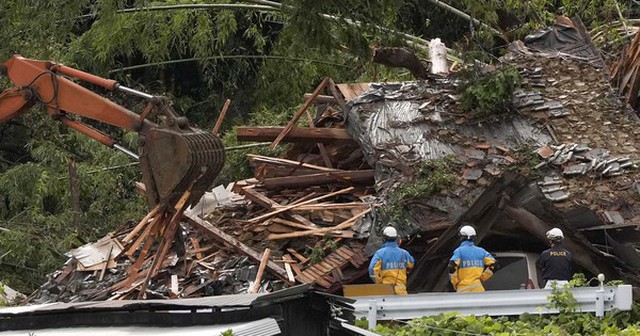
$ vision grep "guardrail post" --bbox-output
[368,299,377,330]
[595,274,605,317]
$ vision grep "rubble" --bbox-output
[33,80,376,303]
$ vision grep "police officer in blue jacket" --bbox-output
[538,228,573,289]
[368,226,415,294]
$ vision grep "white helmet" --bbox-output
[546,228,564,241]
[459,225,476,239]
[382,226,398,239]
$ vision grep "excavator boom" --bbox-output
[0,55,225,206]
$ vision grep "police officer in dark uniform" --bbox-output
[537,228,573,289]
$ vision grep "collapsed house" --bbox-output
[21,17,640,306]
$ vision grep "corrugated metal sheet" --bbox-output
[0,317,281,336]
[344,82,551,165]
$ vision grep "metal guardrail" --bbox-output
[349,285,633,329]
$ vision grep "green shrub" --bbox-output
[458,65,521,116]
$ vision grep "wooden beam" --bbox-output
[303,93,337,104]
[306,110,333,168]
[270,77,330,150]
[250,248,271,293]
[212,98,231,135]
[123,204,162,243]
[184,211,290,283]
[240,186,317,227]
[327,78,347,110]
[273,203,373,211]
[248,154,340,172]
[282,255,296,283]
[262,170,375,190]
[237,127,353,143]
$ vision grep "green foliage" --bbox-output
[568,272,588,287]
[0,111,145,292]
[382,158,458,227]
[457,0,625,43]
[220,329,235,336]
[458,65,521,116]
[371,305,640,336]
[547,282,577,314]
[370,279,640,335]
[308,247,325,265]
[281,0,406,58]
[509,142,542,179]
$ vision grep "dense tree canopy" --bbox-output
[0,0,636,292]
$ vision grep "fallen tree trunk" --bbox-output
[373,47,429,79]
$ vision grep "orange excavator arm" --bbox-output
[0,55,225,206]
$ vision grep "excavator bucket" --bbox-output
[139,127,225,207]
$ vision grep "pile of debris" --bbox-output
[34,79,377,303]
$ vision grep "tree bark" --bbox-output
[372,47,429,79]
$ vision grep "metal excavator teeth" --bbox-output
[139,127,225,207]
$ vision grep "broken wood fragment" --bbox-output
[250,248,271,293]
[241,186,317,227]
[249,187,355,223]
[268,207,370,240]
[261,170,375,190]
[287,248,309,264]
[274,202,372,211]
[184,211,290,283]
[270,77,330,149]
[123,203,162,243]
[282,254,296,283]
[303,93,337,104]
[190,237,204,259]
[327,78,347,109]
[248,154,341,172]
[306,109,333,168]
[212,98,231,135]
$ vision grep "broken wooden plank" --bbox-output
[275,202,372,211]
[237,127,353,144]
[268,208,370,240]
[306,110,333,168]
[249,187,354,223]
[122,203,162,243]
[190,237,204,260]
[303,93,337,104]
[239,186,273,209]
[212,98,231,135]
[262,170,375,190]
[241,186,317,228]
[282,254,296,283]
[271,218,315,231]
[287,248,309,264]
[184,211,290,283]
[336,83,371,101]
[250,248,271,293]
[270,77,330,149]
[248,154,341,172]
[327,78,347,110]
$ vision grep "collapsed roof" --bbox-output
[341,16,640,292]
